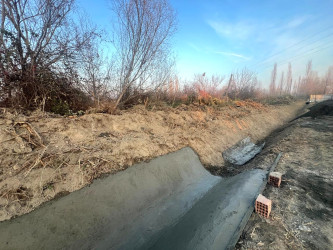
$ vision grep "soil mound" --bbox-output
[301,100,333,118]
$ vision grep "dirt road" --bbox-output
[235,101,333,249]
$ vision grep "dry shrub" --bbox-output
[234,100,266,109]
[261,95,296,105]
[86,101,117,114]
[1,68,93,115]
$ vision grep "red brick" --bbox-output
[255,194,272,218]
[268,172,282,187]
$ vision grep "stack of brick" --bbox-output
[268,172,282,187]
[255,194,272,218]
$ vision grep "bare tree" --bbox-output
[224,74,233,98]
[193,73,224,97]
[278,71,284,95]
[286,62,293,94]
[229,68,258,99]
[111,0,177,110]
[323,66,333,94]
[296,61,330,95]
[303,60,314,94]
[300,60,326,95]
[269,63,277,95]
[306,60,313,78]
[295,76,302,95]
[292,78,298,95]
[193,73,225,98]
[0,0,96,107]
[79,39,113,107]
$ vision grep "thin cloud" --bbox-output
[207,20,254,40]
[207,16,310,44]
[286,16,310,29]
[215,51,251,60]
[188,43,202,52]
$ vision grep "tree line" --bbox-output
[1,0,332,114]
[0,0,176,113]
[269,61,333,96]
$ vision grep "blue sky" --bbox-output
[78,0,333,87]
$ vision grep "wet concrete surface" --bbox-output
[141,169,266,250]
[0,147,266,250]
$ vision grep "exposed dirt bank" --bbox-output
[0,101,304,221]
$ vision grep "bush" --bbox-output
[1,67,93,114]
[261,95,296,105]
[50,99,71,116]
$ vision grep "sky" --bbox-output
[78,0,333,87]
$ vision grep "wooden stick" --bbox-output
[25,146,48,177]
[14,122,45,147]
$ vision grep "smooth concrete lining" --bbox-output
[0,147,266,250]
[141,169,266,250]
[0,147,220,250]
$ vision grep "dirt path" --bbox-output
[0,101,303,221]
[235,104,333,249]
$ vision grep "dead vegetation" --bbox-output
[1,1,331,116]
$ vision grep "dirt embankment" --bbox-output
[0,101,304,221]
